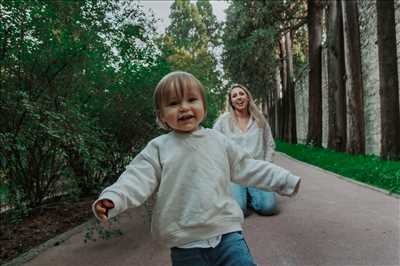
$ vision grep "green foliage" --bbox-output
[162,0,223,124]
[5,189,31,224]
[0,0,172,214]
[222,0,307,100]
[223,0,280,99]
[196,0,221,47]
[0,184,6,201]
[276,140,400,195]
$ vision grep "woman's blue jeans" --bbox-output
[170,231,257,266]
[231,183,278,217]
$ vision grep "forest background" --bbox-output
[1,0,399,263]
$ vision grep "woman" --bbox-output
[213,84,278,217]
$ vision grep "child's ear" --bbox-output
[156,110,170,130]
[156,110,164,121]
[159,113,166,123]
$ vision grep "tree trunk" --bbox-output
[274,66,281,138]
[278,37,287,140]
[307,0,323,146]
[267,81,276,138]
[376,0,400,160]
[285,31,297,144]
[327,0,346,151]
[342,0,365,154]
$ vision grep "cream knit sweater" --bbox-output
[93,128,300,247]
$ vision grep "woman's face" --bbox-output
[230,87,249,112]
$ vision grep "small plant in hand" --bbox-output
[84,199,123,243]
[83,196,155,243]
[84,217,123,243]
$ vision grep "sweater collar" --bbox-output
[171,127,205,138]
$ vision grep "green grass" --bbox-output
[276,140,400,195]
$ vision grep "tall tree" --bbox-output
[163,0,222,125]
[376,0,400,160]
[306,0,323,146]
[326,0,346,151]
[196,0,220,47]
[272,66,281,137]
[223,0,307,140]
[277,32,297,143]
[166,0,198,51]
[0,0,170,206]
[223,0,279,100]
[342,0,365,154]
[285,31,297,144]
[223,0,306,129]
[278,36,288,140]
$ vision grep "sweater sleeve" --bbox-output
[93,142,161,220]
[263,122,275,162]
[225,137,300,197]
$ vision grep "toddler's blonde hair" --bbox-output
[154,71,207,130]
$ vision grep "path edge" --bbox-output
[3,218,96,266]
[276,152,400,199]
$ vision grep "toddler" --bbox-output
[93,71,301,266]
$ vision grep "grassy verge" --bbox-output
[276,140,400,195]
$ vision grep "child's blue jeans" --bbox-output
[231,183,278,217]
[170,231,257,266]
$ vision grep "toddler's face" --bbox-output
[160,87,205,133]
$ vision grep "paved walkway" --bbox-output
[15,153,400,266]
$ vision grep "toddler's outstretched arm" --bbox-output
[92,141,161,220]
[94,199,115,221]
[225,136,301,196]
[292,178,301,196]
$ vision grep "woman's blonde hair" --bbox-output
[154,71,207,130]
[227,84,267,128]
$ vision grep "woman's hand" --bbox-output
[94,199,115,221]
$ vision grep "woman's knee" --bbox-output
[249,191,279,216]
[253,201,279,216]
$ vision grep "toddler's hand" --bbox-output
[292,178,301,196]
[94,199,114,221]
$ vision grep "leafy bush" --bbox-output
[0,1,170,217]
[0,0,225,227]
[0,92,114,208]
